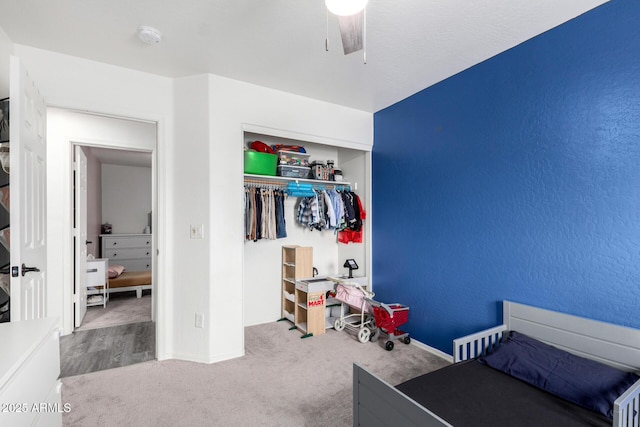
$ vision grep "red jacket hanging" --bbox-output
[338,192,366,244]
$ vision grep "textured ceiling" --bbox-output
[0,0,608,113]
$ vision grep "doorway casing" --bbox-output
[48,108,159,356]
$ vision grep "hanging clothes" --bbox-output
[322,191,336,229]
[253,188,262,241]
[314,190,327,230]
[244,185,287,242]
[246,182,364,244]
[329,189,346,231]
[245,187,252,239]
[275,190,287,239]
[341,191,357,229]
[338,191,366,244]
[297,192,320,229]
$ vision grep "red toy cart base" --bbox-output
[368,300,411,351]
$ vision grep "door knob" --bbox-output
[21,263,41,276]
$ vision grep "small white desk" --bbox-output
[86,258,109,308]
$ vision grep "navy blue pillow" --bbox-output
[478,331,639,419]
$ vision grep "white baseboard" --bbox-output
[410,338,453,364]
[165,349,244,364]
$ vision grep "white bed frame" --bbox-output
[353,301,640,427]
[106,284,152,298]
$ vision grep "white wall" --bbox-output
[208,74,372,359]
[46,108,157,342]
[11,43,372,364]
[102,164,152,234]
[13,43,172,358]
[171,74,211,361]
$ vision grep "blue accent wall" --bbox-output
[372,0,640,354]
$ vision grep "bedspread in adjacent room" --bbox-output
[108,270,151,289]
[395,359,611,427]
[105,270,152,298]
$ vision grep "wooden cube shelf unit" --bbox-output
[281,245,313,326]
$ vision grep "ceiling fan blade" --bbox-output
[338,11,364,55]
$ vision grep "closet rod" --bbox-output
[244,173,351,187]
[244,175,352,191]
[244,179,286,189]
[244,180,351,192]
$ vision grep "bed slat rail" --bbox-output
[614,378,640,427]
[452,325,507,363]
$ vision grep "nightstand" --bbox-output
[86,258,109,308]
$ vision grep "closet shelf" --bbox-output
[244,173,351,188]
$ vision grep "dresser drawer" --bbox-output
[118,259,151,271]
[100,234,153,272]
[105,247,152,260]
[102,236,151,249]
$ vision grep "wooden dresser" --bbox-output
[100,233,152,271]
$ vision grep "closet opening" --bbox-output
[242,128,372,330]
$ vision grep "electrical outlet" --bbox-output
[190,224,204,239]
[195,313,204,328]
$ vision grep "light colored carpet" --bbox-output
[61,321,449,427]
[76,293,151,331]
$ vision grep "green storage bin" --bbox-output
[244,150,277,176]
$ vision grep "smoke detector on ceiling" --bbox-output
[137,26,162,45]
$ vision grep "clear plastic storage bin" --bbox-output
[277,165,311,178]
[277,150,311,167]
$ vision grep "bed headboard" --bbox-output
[503,301,640,372]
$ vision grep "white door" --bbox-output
[9,56,47,321]
[74,146,88,327]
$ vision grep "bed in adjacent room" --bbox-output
[107,265,152,298]
[353,301,640,427]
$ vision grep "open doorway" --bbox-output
[50,108,158,376]
[73,145,153,331]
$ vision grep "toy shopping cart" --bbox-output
[331,280,376,343]
[368,300,411,351]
